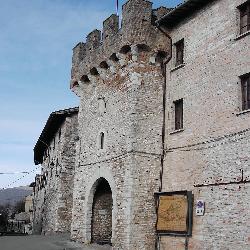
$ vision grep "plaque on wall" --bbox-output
[155,191,193,236]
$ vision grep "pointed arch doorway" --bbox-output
[91,178,113,245]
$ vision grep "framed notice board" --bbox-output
[155,191,193,236]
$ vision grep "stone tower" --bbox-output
[70,0,171,249]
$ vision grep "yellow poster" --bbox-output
[157,195,188,232]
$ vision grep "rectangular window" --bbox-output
[174,99,183,130]
[239,1,250,34]
[175,39,184,66]
[241,74,250,110]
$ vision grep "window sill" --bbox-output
[169,129,184,135]
[236,109,250,116]
[171,63,185,72]
[235,30,250,41]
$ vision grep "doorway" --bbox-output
[91,178,112,245]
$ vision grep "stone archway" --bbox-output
[84,167,117,245]
[91,178,113,245]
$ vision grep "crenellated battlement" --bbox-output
[70,0,172,90]
[103,14,119,41]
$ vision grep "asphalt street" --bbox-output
[0,234,111,250]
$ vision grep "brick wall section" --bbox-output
[32,113,78,235]
[160,0,250,249]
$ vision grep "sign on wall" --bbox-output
[155,191,193,236]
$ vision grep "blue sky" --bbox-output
[0,0,182,189]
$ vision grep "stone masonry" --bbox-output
[70,0,171,249]
[33,108,78,235]
[158,0,250,249]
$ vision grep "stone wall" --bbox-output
[160,0,250,249]
[70,0,171,249]
[32,175,45,234]
[70,0,171,93]
[32,113,78,235]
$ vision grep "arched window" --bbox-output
[100,132,105,149]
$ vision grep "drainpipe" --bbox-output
[155,23,172,250]
[156,23,172,193]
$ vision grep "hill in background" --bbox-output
[0,186,33,206]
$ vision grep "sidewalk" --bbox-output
[0,234,111,250]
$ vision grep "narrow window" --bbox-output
[174,99,183,130]
[175,39,184,66]
[239,2,250,34]
[241,74,250,110]
[58,128,61,141]
[100,132,105,149]
[55,159,59,176]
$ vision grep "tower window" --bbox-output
[100,132,105,149]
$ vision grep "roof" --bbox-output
[34,107,79,165]
[157,0,216,28]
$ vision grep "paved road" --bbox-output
[0,234,111,250]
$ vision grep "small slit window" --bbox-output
[100,132,105,149]
[58,128,61,142]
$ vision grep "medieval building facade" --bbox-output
[157,0,250,249]
[33,108,78,234]
[33,0,250,249]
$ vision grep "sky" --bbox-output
[0,0,182,189]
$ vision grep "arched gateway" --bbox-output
[91,178,113,245]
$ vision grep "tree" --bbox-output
[9,200,26,219]
[0,204,9,232]
[12,200,25,215]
